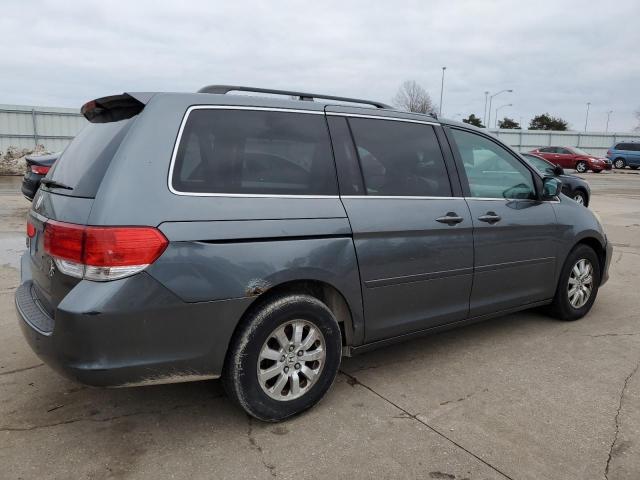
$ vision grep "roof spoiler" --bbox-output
[198,85,392,109]
[81,92,152,123]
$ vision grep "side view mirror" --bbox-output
[553,165,564,176]
[542,176,562,198]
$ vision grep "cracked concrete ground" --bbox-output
[1,172,639,480]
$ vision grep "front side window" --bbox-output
[171,109,337,195]
[451,128,536,200]
[348,118,451,197]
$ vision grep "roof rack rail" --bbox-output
[197,85,392,109]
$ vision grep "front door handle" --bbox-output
[478,211,502,224]
[436,212,464,225]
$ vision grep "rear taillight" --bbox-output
[31,165,50,175]
[26,221,36,238]
[43,220,168,281]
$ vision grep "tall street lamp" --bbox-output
[439,67,447,117]
[483,91,489,126]
[605,110,613,133]
[488,89,513,128]
[584,102,591,132]
[494,104,513,128]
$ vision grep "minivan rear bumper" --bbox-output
[15,255,252,387]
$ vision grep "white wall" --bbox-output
[488,129,640,156]
[0,104,87,152]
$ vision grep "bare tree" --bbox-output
[392,80,437,114]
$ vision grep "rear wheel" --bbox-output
[575,161,587,173]
[223,294,342,422]
[547,244,600,321]
[572,190,588,206]
[614,158,626,169]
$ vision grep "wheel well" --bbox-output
[614,157,626,163]
[574,187,589,205]
[576,238,606,279]
[241,280,354,347]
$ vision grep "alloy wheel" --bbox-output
[575,162,587,173]
[573,193,585,205]
[567,258,594,309]
[257,320,326,401]
[614,159,625,169]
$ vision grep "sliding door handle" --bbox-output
[436,212,464,225]
[478,211,502,224]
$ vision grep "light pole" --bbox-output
[494,104,513,128]
[605,110,613,133]
[483,91,489,126]
[487,89,513,128]
[439,67,446,117]
[584,102,591,132]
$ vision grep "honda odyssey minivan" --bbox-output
[16,85,612,421]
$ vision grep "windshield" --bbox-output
[523,154,556,175]
[571,147,592,156]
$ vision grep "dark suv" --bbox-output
[16,86,612,422]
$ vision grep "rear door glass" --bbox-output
[347,118,451,197]
[171,109,337,195]
[48,119,134,198]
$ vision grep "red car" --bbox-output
[529,146,612,173]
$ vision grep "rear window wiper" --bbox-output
[40,179,73,190]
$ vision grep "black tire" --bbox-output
[572,190,588,207]
[575,161,587,173]
[614,158,626,169]
[547,244,600,321]
[223,294,342,422]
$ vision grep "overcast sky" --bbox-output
[2,0,638,131]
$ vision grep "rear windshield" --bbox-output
[171,109,337,196]
[48,118,134,197]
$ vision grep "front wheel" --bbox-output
[575,161,587,173]
[547,244,600,321]
[572,190,588,206]
[223,294,342,422]
[614,158,626,169]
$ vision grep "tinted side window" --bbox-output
[172,110,337,195]
[559,148,572,154]
[617,143,639,151]
[539,147,553,153]
[451,128,536,200]
[348,118,451,197]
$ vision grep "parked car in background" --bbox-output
[21,152,59,201]
[606,141,640,169]
[529,146,611,173]
[522,153,591,206]
[15,86,612,422]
